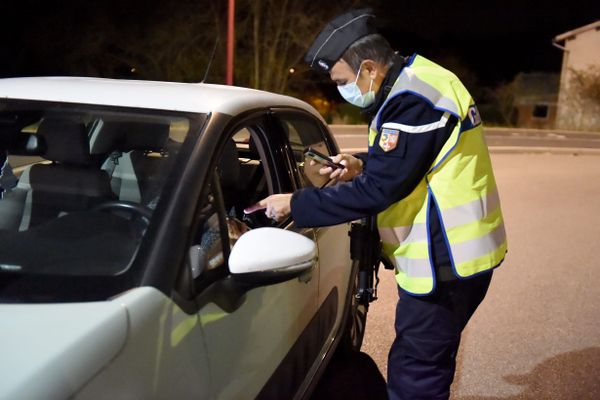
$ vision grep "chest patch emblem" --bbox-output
[379,128,400,152]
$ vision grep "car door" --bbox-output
[177,114,319,400]
[270,109,354,348]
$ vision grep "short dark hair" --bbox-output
[341,34,395,73]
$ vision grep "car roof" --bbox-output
[0,76,324,120]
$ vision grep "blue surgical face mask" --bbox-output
[337,64,375,108]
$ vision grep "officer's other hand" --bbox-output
[309,154,363,182]
[244,193,292,222]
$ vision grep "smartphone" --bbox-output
[304,147,344,170]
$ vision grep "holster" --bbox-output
[349,217,383,303]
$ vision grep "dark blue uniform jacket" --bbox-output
[291,54,455,270]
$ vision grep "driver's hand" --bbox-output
[309,154,363,182]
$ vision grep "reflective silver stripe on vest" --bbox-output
[451,223,506,265]
[381,112,450,134]
[439,189,501,230]
[393,256,432,278]
[379,224,428,245]
[377,68,461,129]
[379,189,500,246]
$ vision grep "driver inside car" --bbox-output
[0,150,17,199]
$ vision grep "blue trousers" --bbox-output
[387,271,493,400]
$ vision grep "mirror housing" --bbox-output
[229,227,316,285]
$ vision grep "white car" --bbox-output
[0,78,376,399]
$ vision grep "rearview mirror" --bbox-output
[1,133,46,155]
[229,227,316,285]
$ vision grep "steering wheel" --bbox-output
[93,200,153,224]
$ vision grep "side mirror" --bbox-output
[229,227,316,285]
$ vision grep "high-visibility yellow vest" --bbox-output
[370,55,507,295]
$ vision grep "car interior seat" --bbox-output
[99,122,172,208]
[232,137,274,228]
[218,138,241,214]
[236,136,268,210]
[18,117,115,229]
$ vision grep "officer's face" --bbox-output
[330,59,374,95]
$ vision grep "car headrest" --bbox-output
[37,117,90,166]
[121,122,170,152]
[92,121,170,154]
[218,139,240,191]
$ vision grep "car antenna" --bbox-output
[201,36,220,83]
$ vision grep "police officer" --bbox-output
[246,9,507,399]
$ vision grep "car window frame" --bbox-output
[269,108,341,190]
[171,110,298,312]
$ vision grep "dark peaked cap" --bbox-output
[305,9,376,73]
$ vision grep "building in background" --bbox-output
[512,72,559,129]
[554,20,600,131]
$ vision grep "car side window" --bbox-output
[185,175,249,295]
[188,138,248,287]
[192,193,227,279]
[230,126,285,228]
[278,114,333,188]
[183,124,281,295]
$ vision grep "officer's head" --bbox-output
[305,9,395,108]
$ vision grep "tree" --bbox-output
[233,0,363,93]
[559,66,600,130]
[60,1,223,82]
[482,79,517,126]
[568,66,600,103]
[42,0,365,93]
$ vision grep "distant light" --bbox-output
[131,67,137,73]
[289,68,295,74]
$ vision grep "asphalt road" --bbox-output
[312,130,600,399]
[330,125,600,154]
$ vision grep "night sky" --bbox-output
[0,0,597,89]
[377,0,598,86]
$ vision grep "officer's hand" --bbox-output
[310,154,363,182]
[244,193,292,222]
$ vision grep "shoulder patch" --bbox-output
[379,128,400,152]
[468,105,482,126]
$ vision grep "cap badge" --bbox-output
[317,59,330,71]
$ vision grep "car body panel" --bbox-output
[315,224,354,322]
[0,77,324,119]
[199,274,318,399]
[0,299,128,399]
[0,77,361,399]
[74,287,211,399]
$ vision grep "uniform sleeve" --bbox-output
[291,93,456,228]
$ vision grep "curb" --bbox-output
[339,146,600,156]
[489,146,600,155]
[330,125,600,139]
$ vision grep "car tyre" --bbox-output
[337,261,368,355]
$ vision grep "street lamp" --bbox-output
[226,0,235,85]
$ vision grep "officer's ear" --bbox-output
[360,59,379,80]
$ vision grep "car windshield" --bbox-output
[0,100,202,300]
